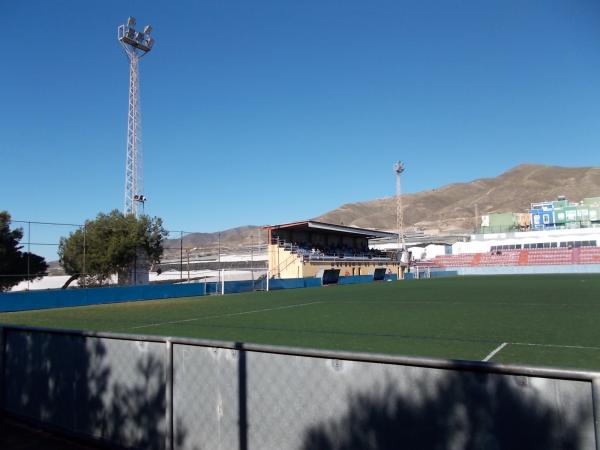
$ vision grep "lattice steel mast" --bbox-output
[394,161,406,252]
[118,17,154,216]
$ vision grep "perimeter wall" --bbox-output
[448,264,600,276]
[0,274,397,313]
[0,326,598,450]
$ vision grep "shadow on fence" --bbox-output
[1,328,596,449]
[2,330,195,450]
[301,371,588,450]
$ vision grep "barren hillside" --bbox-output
[314,164,600,233]
[165,164,600,252]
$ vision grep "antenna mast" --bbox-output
[118,17,154,216]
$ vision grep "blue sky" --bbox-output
[2,1,600,258]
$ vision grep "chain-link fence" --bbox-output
[3,220,268,292]
[1,325,598,450]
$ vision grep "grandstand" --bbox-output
[371,195,600,275]
[266,220,404,280]
[415,228,600,275]
[432,247,600,268]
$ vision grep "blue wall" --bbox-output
[338,275,373,285]
[0,274,404,313]
[342,274,398,282]
[0,283,205,313]
[267,278,322,290]
[431,270,459,278]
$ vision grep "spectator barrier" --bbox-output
[452,264,600,276]
[339,275,375,285]
[0,283,205,313]
[0,325,598,450]
[430,270,459,278]
[0,273,406,313]
[404,270,458,280]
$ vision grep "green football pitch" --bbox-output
[1,274,600,371]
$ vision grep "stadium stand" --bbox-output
[266,221,404,279]
[478,251,520,266]
[434,254,477,268]
[279,239,390,263]
[580,247,600,264]
[526,249,573,265]
[432,247,600,268]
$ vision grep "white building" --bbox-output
[453,227,600,255]
[370,227,600,261]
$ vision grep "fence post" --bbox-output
[179,231,183,282]
[266,239,270,291]
[82,223,87,288]
[251,236,254,290]
[592,378,600,450]
[27,221,31,290]
[0,326,5,419]
[165,339,174,450]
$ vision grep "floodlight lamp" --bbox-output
[143,25,152,34]
[127,16,136,26]
[394,161,405,174]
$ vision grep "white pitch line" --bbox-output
[483,342,508,362]
[482,341,600,362]
[509,342,600,350]
[131,301,325,330]
[338,301,600,307]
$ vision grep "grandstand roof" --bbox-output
[266,221,397,239]
[370,233,469,247]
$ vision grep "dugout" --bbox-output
[265,220,405,280]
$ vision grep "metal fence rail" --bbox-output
[1,325,599,450]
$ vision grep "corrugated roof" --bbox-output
[265,220,397,239]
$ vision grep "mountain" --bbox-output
[314,164,600,233]
[163,225,265,257]
[163,164,600,253]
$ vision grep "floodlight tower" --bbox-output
[118,17,155,217]
[394,161,406,252]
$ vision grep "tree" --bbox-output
[58,210,168,288]
[0,211,48,292]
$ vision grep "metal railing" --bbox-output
[477,221,600,235]
[271,237,393,264]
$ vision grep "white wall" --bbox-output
[453,227,600,255]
